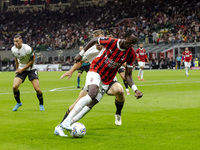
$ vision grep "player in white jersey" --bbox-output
[11,35,44,111]
[54,30,128,137]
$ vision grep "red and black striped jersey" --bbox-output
[90,37,136,85]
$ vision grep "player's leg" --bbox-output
[140,67,144,80]
[70,80,108,124]
[29,70,44,110]
[71,99,99,124]
[77,71,82,88]
[184,62,189,76]
[31,79,45,110]
[137,62,142,80]
[107,82,125,126]
[61,89,88,123]
[12,77,23,111]
[119,71,130,95]
[61,72,100,130]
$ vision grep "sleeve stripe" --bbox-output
[98,37,101,45]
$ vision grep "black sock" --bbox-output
[37,92,43,105]
[123,79,129,89]
[115,100,124,116]
[61,109,70,123]
[14,90,21,103]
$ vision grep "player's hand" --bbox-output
[15,69,23,74]
[134,90,143,99]
[74,54,82,63]
[60,71,73,79]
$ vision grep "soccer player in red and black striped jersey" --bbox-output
[61,30,143,131]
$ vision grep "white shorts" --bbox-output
[138,61,145,67]
[184,62,191,68]
[83,71,109,102]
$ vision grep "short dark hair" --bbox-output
[14,35,22,39]
[124,30,134,38]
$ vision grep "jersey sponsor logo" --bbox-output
[104,54,121,68]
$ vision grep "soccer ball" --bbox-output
[70,122,86,138]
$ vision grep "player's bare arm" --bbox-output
[125,66,143,99]
[15,57,19,71]
[60,61,83,79]
[15,55,35,74]
[75,37,99,63]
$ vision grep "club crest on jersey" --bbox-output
[90,78,93,82]
[121,56,125,61]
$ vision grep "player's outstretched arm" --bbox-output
[125,66,143,99]
[60,61,83,79]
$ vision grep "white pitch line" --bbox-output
[0,79,199,95]
[49,86,77,91]
[0,86,80,95]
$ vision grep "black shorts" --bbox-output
[78,65,90,74]
[118,68,124,74]
[106,80,118,94]
[15,69,39,82]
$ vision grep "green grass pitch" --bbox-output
[0,69,200,150]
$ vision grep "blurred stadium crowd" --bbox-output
[0,0,200,52]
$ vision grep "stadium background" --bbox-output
[0,0,200,71]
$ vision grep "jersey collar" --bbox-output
[117,39,126,51]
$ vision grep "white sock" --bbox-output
[71,106,91,124]
[138,69,142,76]
[64,94,92,123]
[141,70,144,79]
[186,68,189,75]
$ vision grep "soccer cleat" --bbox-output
[137,76,141,80]
[185,73,189,76]
[77,86,80,89]
[13,103,22,111]
[126,89,130,95]
[61,120,72,131]
[115,114,122,126]
[40,105,45,111]
[140,79,144,81]
[54,125,68,137]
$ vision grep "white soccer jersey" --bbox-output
[82,45,105,63]
[11,43,36,70]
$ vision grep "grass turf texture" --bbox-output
[0,69,200,150]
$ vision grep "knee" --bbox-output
[88,85,99,99]
[88,92,98,99]
[34,87,41,93]
[13,85,19,91]
[115,87,124,96]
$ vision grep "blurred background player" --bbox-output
[176,54,182,69]
[181,47,192,76]
[77,46,90,88]
[11,35,44,111]
[136,44,149,81]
